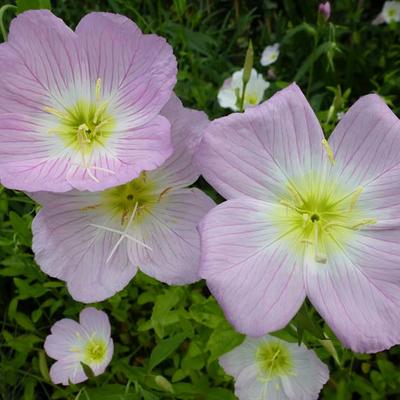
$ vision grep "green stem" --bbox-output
[0,4,17,42]
[239,81,248,112]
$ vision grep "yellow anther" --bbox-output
[93,101,108,124]
[43,106,67,120]
[351,218,377,230]
[349,186,363,211]
[287,183,304,205]
[321,139,335,165]
[95,78,102,101]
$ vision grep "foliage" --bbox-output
[1,0,400,399]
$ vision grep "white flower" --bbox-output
[381,1,400,23]
[44,307,114,385]
[219,335,329,400]
[217,69,270,112]
[261,43,280,66]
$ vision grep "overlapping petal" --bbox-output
[147,95,209,189]
[198,83,325,201]
[32,191,137,303]
[304,235,400,352]
[328,94,400,188]
[131,188,215,284]
[199,198,306,336]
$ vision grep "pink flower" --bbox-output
[318,2,331,21]
[220,335,329,400]
[44,307,113,385]
[198,83,400,353]
[0,11,176,192]
[31,96,215,302]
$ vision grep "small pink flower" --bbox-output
[31,95,215,302]
[318,2,331,20]
[44,307,113,385]
[0,11,177,192]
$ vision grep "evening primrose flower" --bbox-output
[218,69,269,111]
[31,96,215,302]
[220,335,329,400]
[44,307,113,385]
[198,83,400,353]
[260,43,280,66]
[373,1,400,24]
[318,2,331,21]
[0,10,176,192]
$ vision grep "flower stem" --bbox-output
[0,4,17,42]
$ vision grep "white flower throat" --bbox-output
[278,139,377,264]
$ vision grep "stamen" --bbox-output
[313,223,327,264]
[43,106,68,120]
[95,78,102,102]
[93,102,108,125]
[351,218,377,230]
[287,183,305,205]
[321,139,335,165]
[302,213,309,227]
[349,186,363,211]
[280,200,306,213]
[89,202,152,264]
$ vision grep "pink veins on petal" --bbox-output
[0,11,177,192]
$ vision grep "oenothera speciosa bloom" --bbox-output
[0,11,176,192]
[220,335,329,400]
[198,83,400,353]
[44,307,113,385]
[31,96,215,302]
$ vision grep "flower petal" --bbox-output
[49,359,87,386]
[32,191,137,302]
[199,197,306,336]
[0,10,82,114]
[198,83,325,200]
[129,188,215,284]
[79,307,111,340]
[44,318,86,360]
[281,343,329,400]
[147,95,208,189]
[304,233,400,352]
[0,114,73,192]
[75,12,177,127]
[328,94,400,188]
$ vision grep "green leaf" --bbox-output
[16,0,51,13]
[81,362,96,380]
[206,326,244,362]
[15,312,35,331]
[149,333,186,370]
[39,350,50,382]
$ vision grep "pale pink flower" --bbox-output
[198,83,400,353]
[0,11,176,192]
[44,307,113,385]
[31,96,215,302]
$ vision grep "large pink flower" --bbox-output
[0,11,176,192]
[31,96,215,302]
[198,83,400,353]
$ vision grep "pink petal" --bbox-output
[32,191,137,302]
[199,198,306,336]
[0,10,81,114]
[131,188,215,284]
[50,359,87,386]
[305,234,400,353]
[328,94,400,188]
[0,114,73,192]
[148,95,209,189]
[44,318,85,360]
[79,307,111,339]
[75,12,177,127]
[197,83,325,201]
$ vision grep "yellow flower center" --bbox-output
[84,337,107,364]
[256,341,293,380]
